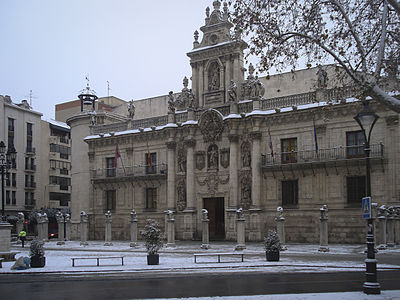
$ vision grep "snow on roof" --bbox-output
[187,41,234,54]
[43,118,70,130]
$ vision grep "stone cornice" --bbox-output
[249,131,262,140]
[166,141,177,149]
[184,139,196,148]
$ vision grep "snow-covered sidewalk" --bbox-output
[2,241,400,275]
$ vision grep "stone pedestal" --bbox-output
[16,212,24,235]
[80,211,89,246]
[0,222,12,252]
[377,205,387,250]
[55,212,65,245]
[166,210,176,247]
[183,210,195,240]
[235,208,246,250]
[248,208,262,241]
[37,213,49,242]
[394,207,400,245]
[318,205,329,252]
[201,209,210,249]
[104,211,113,246]
[130,210,138,247]
[225,209,237,241]
[386,207,395,247]
[275,206,287,251]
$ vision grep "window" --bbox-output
[106,190,116,212]
[50,144,70,159]
[106,157,116,177]
[281,138,297,163]
[5,173,10,186]
[346,131,365,158]
[347,176,366,205]
[60,168,69,175]
[145,152,157,174]
[145,188,157,209]
[12,191,16,205]
[12,173,16,187]
[25,192,35,206]
[8,118,14,132]
[50,192,70,207]
[282,180,298,207]
[6,191,10,205]
[27,123,33,137]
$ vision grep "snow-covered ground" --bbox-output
[2,241,399,275]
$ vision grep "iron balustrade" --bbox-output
[262,144,384,166]
[91,163,168,179]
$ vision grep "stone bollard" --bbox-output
[235,208,246,250]
[36,212,49,242]
[377,205,387,250]
[394,207,400,245]
[130,210,138,247]
[16,212,24,236]
[166,210,176,247]
[318,205,329,252]
[55,212,65,245]
[275,206,287,251]
[104,211,113,246]
[0,222,13,252]
[80,211,89,246]
[386,206,395,247]
[65,213,70,241]
[201,209,210,249]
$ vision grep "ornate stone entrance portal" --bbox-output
[203,197,225,240]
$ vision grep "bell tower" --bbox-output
[187,1,247,109]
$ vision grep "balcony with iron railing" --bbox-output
[91,163,168,181]
[25,181,37,189]
[26,147,36,155]
[262,144,384,169]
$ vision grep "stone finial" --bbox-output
[65,213,71,222]
[236,207,244,219]
[80,211,88,222]
[194,30,199,42]
[228,80,237,102]
[276,206,284,221]
[378,205,387,218]
[213,0,221,10]
[320,204,328,219]
[206,6,210,18]
[166,210,174,220]
[248,63,255,78]
[130,209,137,222]
[128,100,135,119]
[56,211,64,223]
[183,76,189,88]
[105,210,112,219]
[202,208,208,220]
[168,91,176,114]
[17,212,24,223]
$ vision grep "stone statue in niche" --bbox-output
[241,141,251,168]
[240,174,252,210]
[228,80,237,102]
[208,63,220,91]
[128,100,135,118]
[316,65,328,88]
[177,144,186,173]
[176,180,186,211]
[168,91,176,113]
[207,144,219,170]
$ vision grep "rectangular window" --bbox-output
[145,188,157,209]
[282,180,298,207]
[347,176,366,205]
[346,131,365,158]
[106,190,116,212]
[145,152,157,174]
[12,191,16,205]
[27,123,33,137]
[5,172,10,186]
[106,157,116,177]
[12,173,16,187]
[281,138,297,163]
[8,118,14,132]
[60,168,69,175]
[6,191,10,205]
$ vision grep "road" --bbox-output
[0,271,399,299]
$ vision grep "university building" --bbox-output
[65,1,399,243]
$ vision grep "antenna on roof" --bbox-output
[107,81,111,100]
[24,89,37,108]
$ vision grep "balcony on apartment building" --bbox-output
[48,184,71,193]
[91,163,168,182]
[25,163,36,172]
[49,135,71,145]
[26,147,36,155]
[262,144,385,173]
[24,181,37,189]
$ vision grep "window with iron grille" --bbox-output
[347,176,366,205]
[282,180,298,207]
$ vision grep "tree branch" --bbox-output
[387,0,400,16]
[374,1,389,79]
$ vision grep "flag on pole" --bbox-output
[313,118,319,153]
[268,127,274,158]
[115,144,121,168]
[146,142,153,169]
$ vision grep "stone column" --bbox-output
[37,213,49,242]
[166,141,176,210]
[318,205,329,252]
[250,131,262,208]
[225,56,231,102]
[275,206,287,251]
[16,212,24,235]
[80,211,89,246]
[104,211,113,246]
[166,210,176,247]
[0,222,12,252]
[386,206,395,247]
[235,208,246,250]
[55,212,65,245]
[394,207,400,245]
[65,213,71,241]
[201,209,210,249]
[183,139,196,240]
[377,205,387,250]
[198,63,204,107]
[130,210,138,247]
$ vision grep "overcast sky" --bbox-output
[1,0,241,120]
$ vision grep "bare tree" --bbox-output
[230,0,400,112]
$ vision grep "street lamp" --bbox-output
[354,101,380,295]
[0,141,17,222]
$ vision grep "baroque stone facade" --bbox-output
[68,1,400,243]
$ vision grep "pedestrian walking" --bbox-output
[19,230,27,248]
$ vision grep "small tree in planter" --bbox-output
[264,229,281,262]
[140,219,164,265]
[30,238,46,268]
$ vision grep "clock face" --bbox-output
[210,34,219,45]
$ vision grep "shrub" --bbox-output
[264,229,281,252]
[140,219,163,255]
[30,239,45,257]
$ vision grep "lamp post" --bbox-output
[0,141,17,222]
[354,102,380,295]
